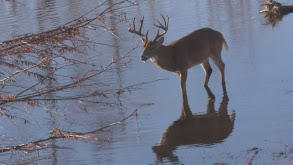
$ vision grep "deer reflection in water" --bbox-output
[152,87,235,163]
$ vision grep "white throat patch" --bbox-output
[150,56,159,62]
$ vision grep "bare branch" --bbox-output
[0,57,48,84]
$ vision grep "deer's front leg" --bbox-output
[178,70,187,97]
[178,70,191,117]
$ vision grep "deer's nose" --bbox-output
[140,56,147,61]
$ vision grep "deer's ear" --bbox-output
[157,37,164,45]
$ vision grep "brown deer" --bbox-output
[128,15,228,103]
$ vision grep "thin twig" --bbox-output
[135,110,140,144]
[36,150,41,165]
[0,57,48,83]
[247,148,259,165]
[66,103,152,135]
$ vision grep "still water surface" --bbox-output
[1,0,293,164]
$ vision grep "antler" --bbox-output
[128,16,149,43]
[153,15,169,42]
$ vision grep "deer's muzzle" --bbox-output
[140,56,148,61]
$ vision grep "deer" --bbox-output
[128,15,228,105]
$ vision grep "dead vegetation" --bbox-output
[260,0,293,26]
[0,0,129,114]
[0,0,163,163]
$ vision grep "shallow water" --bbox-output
[1,0,293,164]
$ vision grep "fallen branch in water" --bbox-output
[0,103,153,153]
[260,0,293,16]
[247,147,260,165]
[259,0,293,26]
[260,0,293,21]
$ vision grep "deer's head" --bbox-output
[128,15,169,61]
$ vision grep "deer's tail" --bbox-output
[223,38,228,51]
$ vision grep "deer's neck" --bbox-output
[150,45,176,72]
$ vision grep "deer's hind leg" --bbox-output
[201,60,213,88]
[210,52,227,94]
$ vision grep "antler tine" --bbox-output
[128,16,148,43]
[153,15,169,42]
[145,30,149,42]
[165,15,169,27]
[154,15,169,30]
[138,16,144,34]
[160,14,169,28]
[154,20,164,29]
[128,17,135,32]
[133,16,136,30]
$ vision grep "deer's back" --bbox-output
[168,28,224,69]
[169,28,223,46]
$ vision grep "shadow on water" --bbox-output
[152,87,235,163]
